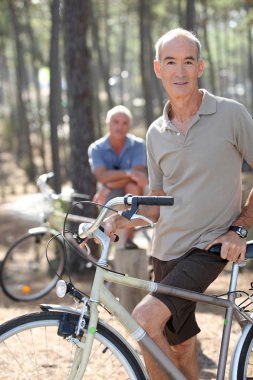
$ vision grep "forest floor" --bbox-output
[0,193,253,379]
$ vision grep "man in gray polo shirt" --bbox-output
[103,29,253,379]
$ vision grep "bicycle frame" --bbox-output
[72,263,251,380]
[47,196,253,380]
[59,235,253,379]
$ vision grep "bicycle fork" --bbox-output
[67,268,103,380]
[67,301,99,380]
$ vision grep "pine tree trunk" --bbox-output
[49,0,62,193]
[63,0,98,267]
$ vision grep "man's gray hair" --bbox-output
[155,28,202,61]
[106,105,133,124]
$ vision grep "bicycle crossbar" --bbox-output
[155,284,232,308]
[104,270,232,309]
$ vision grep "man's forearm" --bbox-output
[99,169,131,184]
[233,188,253,229]
[106,178,130,189]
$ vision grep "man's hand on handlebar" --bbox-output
[78,218,119,249]
[102,215,124,242]
[205,230,247,262]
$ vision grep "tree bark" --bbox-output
[8,0,36,181]
[49,0,62,193]
[139,0,155,127]
[246,7,253,113]
[90,2,114,109]
[201,0,216,94]
[63,0,96,196]
[63,0,98,267]
[24,0,47,174]
[185,0,195,31]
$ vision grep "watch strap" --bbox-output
[228,226,248,238]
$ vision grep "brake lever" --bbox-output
[73,233,85,244]
[72,233,91,255]
[127,213,154,227]
[83,243,91,255]
[98,226,119,242]
[75,224,119,245]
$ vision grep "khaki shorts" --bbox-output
[152,248,227,345]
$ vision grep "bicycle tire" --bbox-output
[235,324,253,379]
[0,230,65,301]
[0,311,147,380]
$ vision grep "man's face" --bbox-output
[154,36,204,98]
[109,113,130,141]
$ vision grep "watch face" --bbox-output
[239,227,248,238]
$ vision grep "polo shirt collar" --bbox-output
[198,89,217,115]
[161,89,217,132]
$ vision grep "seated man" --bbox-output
[88,105,148,249]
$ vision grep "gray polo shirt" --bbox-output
[147,89,253,260]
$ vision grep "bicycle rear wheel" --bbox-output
[233,323,253,379]
[0,229,65,301]
[0,311,147,380]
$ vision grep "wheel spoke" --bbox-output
[0,232,64,301]
[0,312,146,379]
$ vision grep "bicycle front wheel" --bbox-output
[0,229,65,301]
[0,311,147,380]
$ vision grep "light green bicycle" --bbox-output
[0,195,253,379]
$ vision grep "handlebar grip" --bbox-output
[209,243,253,260]
[125,196,174,206]
[208,244,222,254]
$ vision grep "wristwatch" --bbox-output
[228,226,248,238]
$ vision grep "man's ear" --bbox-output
[198,59,204,78]
[154,60,161,79]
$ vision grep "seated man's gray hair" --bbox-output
[106,105,133,124]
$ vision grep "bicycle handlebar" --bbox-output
[78,194,174,239]
[36,172,55,198]
[36,172,89,202]
[124,195,174,206]
[209,242,253,259]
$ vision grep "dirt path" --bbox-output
[0,195,252,379]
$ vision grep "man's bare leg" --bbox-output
[132,295,199,380]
